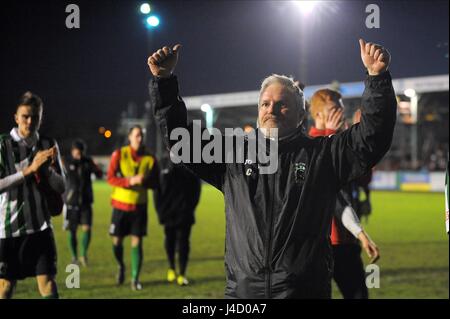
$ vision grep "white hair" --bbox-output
[258,74,306,127]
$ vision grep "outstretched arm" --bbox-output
[148,45,226,190]
[330,39,397,185]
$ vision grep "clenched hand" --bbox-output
[147,44,182,78]
[359,39,391,76]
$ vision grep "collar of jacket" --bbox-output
[10,127,39,148]
[255,127,310,153]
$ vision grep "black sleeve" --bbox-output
[149,75,226,191]
[43,138,66,194]
[329,71,397,186]
[334,191,350,220]
[143,157,159,189]
[89,158,103,179]
[0,139,6,179]
[186,169,202,209]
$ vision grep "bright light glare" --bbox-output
[200,104,212,113]
[294,1,319,15]
[104,130,112,139]
[404,88,416,98]
[146,15,160,27]
[140,3,151,14]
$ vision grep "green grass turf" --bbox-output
[11,182,449,299]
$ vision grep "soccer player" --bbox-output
[107,125,159,290]
[148,39,396,298]
[309,89,380,298]
[0,92,65,299]
[63,139,103,266]
[153,151,201,286]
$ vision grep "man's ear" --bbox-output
[14,113,19,125]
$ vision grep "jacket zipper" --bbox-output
[265,173,276,299]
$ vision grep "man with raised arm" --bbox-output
[148,39,396,298]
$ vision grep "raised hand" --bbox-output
[147,44,182,78]
[359,39,391,76]
[325,108,344,131]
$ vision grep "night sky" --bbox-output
[0,0,448,154]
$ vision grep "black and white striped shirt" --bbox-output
[0,128,65,238]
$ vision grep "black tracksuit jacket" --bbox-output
[64,156,102,207]
[150,71,396,299]
[153,156,201,227]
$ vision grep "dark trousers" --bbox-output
[163,224,192,275]
[332,244,368,299]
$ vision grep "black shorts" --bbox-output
[0,228,57,281]
[109,205,148,237]
[63,205,93,231]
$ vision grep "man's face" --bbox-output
[71,148,82,160]
[128,128,143,150]
[258,83,299,137]
[14,105,42,138]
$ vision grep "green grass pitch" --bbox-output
[12,181,449,299]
